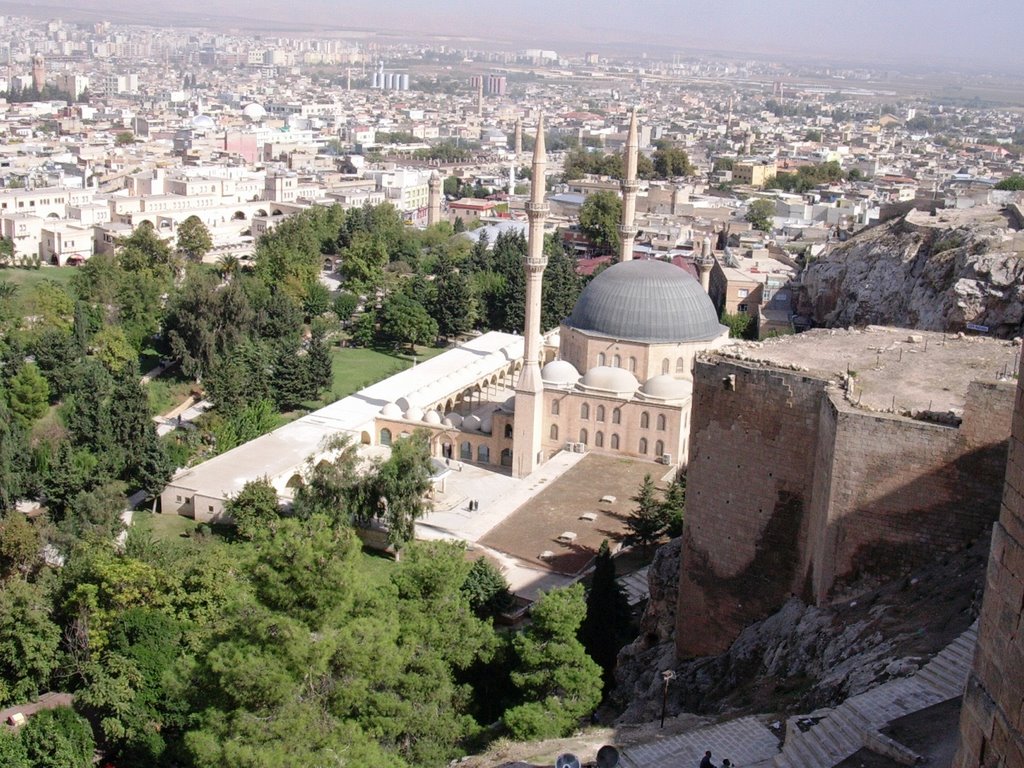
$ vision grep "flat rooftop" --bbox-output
[720,326,1018,414]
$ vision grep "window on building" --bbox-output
[629,357,637,372]
[175,495,182,503]
[380,428,392,446]
[581,403,589,420]
[657,414,666,431]
[504,424,513,439]
[676,357,685,373]
[611,434,620,450]
[737,288,749,298]
[640,411,650,429]
[613,354,621,368]
[655,440,664,457]
[477,445,490,463]
[612,407,621,424]
[662,358,670,375]
[550,424,559,440]
[551,400,560,415]
[639,438,648,454]
[460,441,472,460]
[738,303,748,313]
[595,431,604,448]
[596,405,605,422]
[579,429,588,445]
[598,352,606,366]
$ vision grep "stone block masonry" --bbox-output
[954,355,1024,767]
[676,355,1014,659]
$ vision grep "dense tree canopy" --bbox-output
[579,190,623,255]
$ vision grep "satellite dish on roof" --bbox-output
[555,754,581,768]
[596,745,620,768]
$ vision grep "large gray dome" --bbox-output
[566,260,723,343]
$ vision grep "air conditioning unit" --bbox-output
[574,442,585,453]
[565,442,575,452]
[661,453,673,465]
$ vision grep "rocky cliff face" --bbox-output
[796,208,1024,336]
[614,532,989,724]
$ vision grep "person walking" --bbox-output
[699,751,716,768]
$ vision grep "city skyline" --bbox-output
[5,0,1024,72]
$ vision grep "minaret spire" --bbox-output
[512,115,549,478]
[619,108,639,262]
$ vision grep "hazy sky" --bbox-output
[40,0,1024,70]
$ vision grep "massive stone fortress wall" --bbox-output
[955,361,1024,766]
[676,356,1014,658]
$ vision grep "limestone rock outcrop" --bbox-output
[796,208,1024,336]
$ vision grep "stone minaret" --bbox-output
[31,54,45,92]
[512,116,549,479]
[697,235,714,293]
[514,117,523,156]
[477,78,484,117]
[619,109,639,263]
[427,172,442,227]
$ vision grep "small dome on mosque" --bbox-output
[440,417,453,428]
[578,366,640,395]
[423,410,442,425]
[541,359,581,386]
[463,414,482,431]
[404,406,424,422]
[640,375,693,401]
[190,113,216,130]
[501,396,516,413]
[445,412,464,428]
[242,102,266,121]
[480,413,494,434]
[566,260,723,343]
[380,402,402,418]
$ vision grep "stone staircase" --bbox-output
[772,621,978,768]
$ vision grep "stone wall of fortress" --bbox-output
[954,358,1024,767]
[675,358,1014,658]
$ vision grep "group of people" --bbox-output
[699,751,733,768]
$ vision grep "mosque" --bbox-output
[160,112,730,521]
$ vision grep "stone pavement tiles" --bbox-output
[619,716,779,768]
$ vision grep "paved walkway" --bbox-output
[619,716,780,768]
[415,450,588,599]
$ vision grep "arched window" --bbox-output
[380,428,392,446]
[639,438,648,454]
[676,357,685,373]
[662,358,670,375]
[611,433,620,450]
[504,423,513,439]
[550,424,559,440]
[596,405,605,422]
[286,473,304,489]
[612,354,621,368]
[612,407,621,424]
[640,411,650,429]
[655,440,665,457]
[460,441,472,460]
[581,403,589,420]
[595,431,604,448]
[598,352,606,366]
[551,400,560,415]
[477,445,490,463]
[657,414,667,431]
[629,357,637,372]
[579,429,588,445]
[500,448,513,467]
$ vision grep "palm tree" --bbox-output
[216,254,240,282]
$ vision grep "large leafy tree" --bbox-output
[7,362,49,428]
[0,579,61,706]
[369,430,435,552]
[745,198,776,233]
[176,215,213,262]
[652,140,694,178]
[378,292,437,351]
[579,190,622,256]
[503,584,602,739]
[541,237,582,330]
[20,706,95,768]
[432,253,473,340]
[225,478,281,540]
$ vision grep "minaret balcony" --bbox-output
[618,224,638,238]
[620,180,640,193]
[525,202,550,217]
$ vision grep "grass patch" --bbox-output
[133,510,201,543]
[358,546,397,587]
[0,266,78,312]
[323,344,447,403]
[146,372,196,417]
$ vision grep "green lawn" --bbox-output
[132,510,201,543]
[324,344,447,403]
[0,266,78,312]
[146,372,197,417]
[358,547,397,587]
